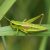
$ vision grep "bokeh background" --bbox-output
[0,0,50,50]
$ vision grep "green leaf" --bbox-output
[0,26,25,36]
[0,0,16,20]
[0,25,50,36]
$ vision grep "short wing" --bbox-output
[26,28,47,32]
[21,24,47,33]
[26,24,47,32]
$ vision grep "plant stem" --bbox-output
[1,36,8,50]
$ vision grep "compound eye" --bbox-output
[12,23,15,25]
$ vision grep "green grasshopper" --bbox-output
[5,14,47,33]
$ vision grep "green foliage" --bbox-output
[0,0,49,36]
[39,36,48,50]
[0,25,49,36]
[0,0,16,20]
[0,0,50,50]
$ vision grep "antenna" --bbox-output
[4,17,11,22]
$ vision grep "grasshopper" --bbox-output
[5,14,47,33]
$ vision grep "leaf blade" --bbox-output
[0,0,16,20]
[0,25,49,36]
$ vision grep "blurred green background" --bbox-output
[0,0,50,50]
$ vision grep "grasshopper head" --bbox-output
[10,20,21,25]
[10,20,21,28]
